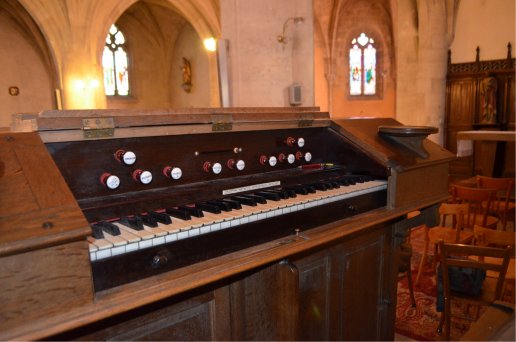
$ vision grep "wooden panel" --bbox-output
[0,241,93,332]
[294,249,332,340]
[0,144,39,216]
[389,163,450,208]
[54,287,231,341]
[0,132,90,256]
[229,262,299,340]
[332,229,386,340]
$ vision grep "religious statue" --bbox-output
[180,57,192,93]
[479,77,497,124]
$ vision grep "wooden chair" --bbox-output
[476,176,515,231]
[398,242,416,307]
[415,203,474,286]
[437,241,512,341]
[473,225,515,302]
[451,185,499,230]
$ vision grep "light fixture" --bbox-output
[277,16,305,45]
[203,37,217,52]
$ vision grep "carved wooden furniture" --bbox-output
[1,107,454,340]
[445,44,515,179]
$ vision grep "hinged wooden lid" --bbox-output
[0,132,90,256]
[11,107,331,143]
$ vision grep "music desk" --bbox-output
[456,131,515,177]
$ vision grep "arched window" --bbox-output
[102,24,129,96]
[349,33,376,96]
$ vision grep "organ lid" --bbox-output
[0,132,90,257]
[11,107,331,143]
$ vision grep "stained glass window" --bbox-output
[103,25,129,96]
[349,33,376,96]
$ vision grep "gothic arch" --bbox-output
[0,0,57,127]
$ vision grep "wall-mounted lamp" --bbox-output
[203,37,217,52]
[277,16,305,45]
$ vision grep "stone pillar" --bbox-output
[395,0,449,145]
[221,0,314,107]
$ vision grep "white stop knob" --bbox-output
[212,162,222,174]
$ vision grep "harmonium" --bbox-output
[1,107,454,341]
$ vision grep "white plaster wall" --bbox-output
[171,24,211,108]
[0,15,53,128]
[221,0,314,107]
[450,0,515,62]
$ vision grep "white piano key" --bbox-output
[165,233,178,243]
[152,236,166,246]
[139,238,153,249]
[177,231,189,240]
[188,227,200,237]
[96,248,112,260]
[126,242,139,253]
[111,245,126,256]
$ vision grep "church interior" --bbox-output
[0,0,515,340]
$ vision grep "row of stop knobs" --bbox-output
[100,147,312,189]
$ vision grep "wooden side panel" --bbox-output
[332,230,385,341]
[0,241,93,332]
[229,262,299,340]
[55,288,231,341]
[294,250,332,341]
[445,79,477,178]
[0,132,90,256]
[389,163,450,208]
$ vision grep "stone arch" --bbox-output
[16,0,220,109]
[329,0,395,118]
[0,0,57,127]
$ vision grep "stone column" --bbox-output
[395,0,449,145]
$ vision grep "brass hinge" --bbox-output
[211,114,233,132]
[82,118,115,138]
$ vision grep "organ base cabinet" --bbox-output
[51,223,395,341]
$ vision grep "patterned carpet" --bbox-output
[395,226,484,341]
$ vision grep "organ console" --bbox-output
[1,107,454,340]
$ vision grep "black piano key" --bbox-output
[255,191,281,201]
[305,184,317,193]
[264,189,290,199]
[310,182,328,191]
[283,188,297,198]
[207,200,233,211]
[119,216,144,231]
[139,214,158,228]
[338,178,351,186]
[286,185,308,195]
[179,205,204,218]
[329,181,341,188]
[96,221,121,236]
[221,198,242,209]
[321,182,334,189]
[241,194,267,204]
[148,211,172,224]
[196,202,222,214]
[91,224,105,239]
[231,195,257,207]
[166,207,192,220]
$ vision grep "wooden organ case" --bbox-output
[1,108,454,340]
